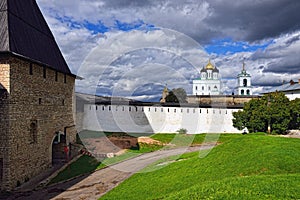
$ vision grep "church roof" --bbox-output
[262,80,300,94]
[0,0,73,75]
[205,60,214,70]
[212,66,219,73]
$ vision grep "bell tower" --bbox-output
[237,61,252,95]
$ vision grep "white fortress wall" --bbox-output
[82,104,243,134]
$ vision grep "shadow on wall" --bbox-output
[0,83,9,191]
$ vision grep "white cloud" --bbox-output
[35,0,300,99]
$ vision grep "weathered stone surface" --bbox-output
[0,57,76,191]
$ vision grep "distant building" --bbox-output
[237,62,252,95]
[262,80,300,100]
[160,86,169,103]
[192,60,221,95]
[0,0,77,190]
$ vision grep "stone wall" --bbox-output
[187,95,260,105]
[82,104,243,134]
[0,57,76,191]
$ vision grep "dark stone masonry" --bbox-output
[0,0,77,191]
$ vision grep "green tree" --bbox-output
[233,92,291,134]
[165,88,187,103]
[289,98,300,130]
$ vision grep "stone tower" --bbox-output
[237,62,252,95]
[0,0,77,190]
[192,60,221,95]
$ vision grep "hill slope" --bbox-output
[101,135,300,199]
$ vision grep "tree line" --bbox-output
[233,92,300,134]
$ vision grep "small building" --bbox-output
[192,60,221,95]
[237,62,252,95]
[0,0,77,190]
[262,80,300,100]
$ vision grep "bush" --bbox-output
[177,128,187,134]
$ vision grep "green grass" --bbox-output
[49,155,99,184]
[101,134,300,199]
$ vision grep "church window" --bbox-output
[109,106,111,111]
[247,90,250,95]
[136,107,138,112]
[129,107,131,112]
[200,109,201,113]
[187,109,189,113]
[29,63,33,75]
[243,79,247,87]
[181,109,183,113]
[219,110,221,114]
[102,106,104,110]
[207,109,209,114]
[195,86,198,90]
[149,108,151,111]
[141,107,144,112]
[96,106,98,110]
[29,120,38,144]
[155,108,157,112]
[168,108,169,112]
[161,108,163,112]
[174,109,176,113]
[241,89,244,95]
[193,109,195,113]
[202,86,204,90]
[214,85,217,89]
[122,106,125,111]
[208,86,211,91]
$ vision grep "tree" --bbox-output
[289,98,300,130]
[165,88,187,103]
[232,92,291,134]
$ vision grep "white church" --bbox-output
[192,60,221,95]
[192,60,252,96]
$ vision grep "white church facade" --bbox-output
[193,60,221,95]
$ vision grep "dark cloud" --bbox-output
[101,0,154,8]
[263,64,300,74]
[205,0,300,42]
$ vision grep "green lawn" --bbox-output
[101,134,300,199]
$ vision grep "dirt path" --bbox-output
[6,145,215,200]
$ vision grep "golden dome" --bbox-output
[205,60,215,70]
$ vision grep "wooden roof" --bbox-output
[0,0,73,75]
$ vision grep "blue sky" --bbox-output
[37,0,300,101]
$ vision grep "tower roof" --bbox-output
[0,0,73,75]
[205,60,214,70]
[238,61,251,77]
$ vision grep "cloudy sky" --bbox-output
[36,0,300,101]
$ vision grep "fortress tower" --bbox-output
[0,0,77,190]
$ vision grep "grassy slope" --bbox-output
[101,134,300,199]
